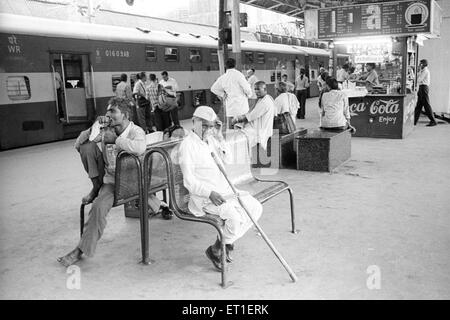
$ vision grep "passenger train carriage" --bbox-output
[0,13,329,150]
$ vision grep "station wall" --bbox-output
[419,0,450,114]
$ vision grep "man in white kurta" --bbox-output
[178,106,262,271]
[211,58,253,121]
[231,81,275,150]
[274,81,300,124]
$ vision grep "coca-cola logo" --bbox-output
[370,99,400,115]
[349,102,366,116]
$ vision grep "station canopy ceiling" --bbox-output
[241,0,398,19]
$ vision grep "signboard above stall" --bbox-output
[304,0,442,40]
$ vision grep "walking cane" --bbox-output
[211,152,298,283]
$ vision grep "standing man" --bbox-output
[246,68,259,109]
[414,59,437,127]
[295,68,309,119]
[115,74,132,100]
[133,72,152,132]
[159,71,180,126]
[147,74,171,131]
[277,74,295,93]
[179,106,263,271]
[55,71,64,119]
[115,73,137,123]
[336,63,350,83]
[211,58,253,128]
[231,81,275,150]
[57,97,147,267]
[358,63,379,91]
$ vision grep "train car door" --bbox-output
[51,53,89,123]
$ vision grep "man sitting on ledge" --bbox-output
[178,106,263,271]
[231,81,274,150]
[58,97,152,267]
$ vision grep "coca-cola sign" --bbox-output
[369,99,400,115]
[349,102,366,116]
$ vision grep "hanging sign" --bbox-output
[305,0,437,40]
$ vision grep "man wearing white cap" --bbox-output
[178,106,263,271]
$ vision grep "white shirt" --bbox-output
[295,74,309,90]
[317,76,326,92]
[336,69,349,82]
[211,68,253,117]
[243,94,275,150]
[365,70,379,86]
[417,67,430,86]
[179,131,233,216]
[247,74,259,99]
[116,81,132,99]
[133,79,147,98]
[103,121,147,184]
[159,77,179,96]
[274,92,299,123]
[54,72,62,90]
[319,90,350,128]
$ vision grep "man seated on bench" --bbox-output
[179,106,263,271]
[230,81,275,150]
[58,97,153,267]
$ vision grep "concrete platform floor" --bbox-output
[1,98,449,299]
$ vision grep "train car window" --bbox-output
[189,49,202,63]
[145,46,157,62]
[259,33,271,42]
[210,50,218,63]
[164,47,179,62]
[112,74,121,92]
[7,76,31,100]
[244,52,254,64]
[256,52,265,64]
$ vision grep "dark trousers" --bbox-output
[414,85,436,125]
[296,89,307,118]
[145,105,155,132]
[154,107,172,131]
[170,108,180,126]
[79,141,105,179]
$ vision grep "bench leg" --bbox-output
[139,206,151,264]
[287,188,298,234]
[80,204,85,238]
[219,233,232,289]
[162,189,167,204]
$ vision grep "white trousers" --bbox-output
[204,194,262,244]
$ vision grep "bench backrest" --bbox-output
[145,131,254,216]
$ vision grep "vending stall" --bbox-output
[339,36,418,139]
[304,0,442,139]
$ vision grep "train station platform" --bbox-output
[0,97,449,299]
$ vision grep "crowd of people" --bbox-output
[115,70,180,134]
[60,56,438,271]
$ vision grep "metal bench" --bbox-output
[141,131,297,287]
[79,146,168,237]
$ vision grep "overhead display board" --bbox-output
[305,0,440,40]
